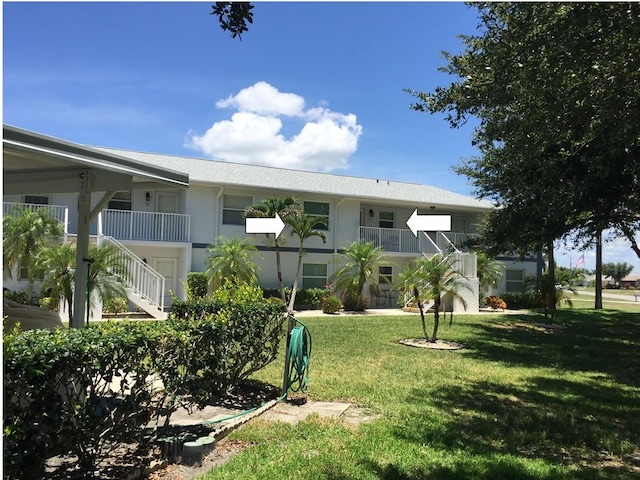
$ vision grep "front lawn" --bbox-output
[202,309,640,479]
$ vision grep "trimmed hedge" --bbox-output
[500,292,544,310]
[262,287,330,310]
[3,296,286,478]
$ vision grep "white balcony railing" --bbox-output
[359,226,477,255]
[452,251,477,278]
[3,202,69,234]
[359,226,420,253]
[100,209,191,243]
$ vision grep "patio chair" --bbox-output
[370,284,390,307]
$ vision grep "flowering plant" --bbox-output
[486,295,507,311]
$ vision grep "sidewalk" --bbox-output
[574,289,639,303]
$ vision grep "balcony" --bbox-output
[3,202,68,232]
[100,209,191,243]
[359,226,477,254]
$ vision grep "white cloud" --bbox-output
[215,81,305,117]
[187,82,362,172]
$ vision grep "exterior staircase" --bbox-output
[100,236,168,320]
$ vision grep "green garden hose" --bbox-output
[200,314,311,426]
[284,316,312,395]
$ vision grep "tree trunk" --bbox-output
[595,230,603,309]
[288,249,304,311]
[274,240,287,304]
[547,240,556,323]
[67,295,73,323]
[430,298,441,343]
[414,287,429,340]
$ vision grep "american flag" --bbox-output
[574,255,585,268]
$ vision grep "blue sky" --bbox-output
[3,2,639,273]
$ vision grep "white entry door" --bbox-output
[153,258,177,308]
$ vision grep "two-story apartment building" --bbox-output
[3,125,539,319]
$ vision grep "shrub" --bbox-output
[297,287,330,309]
[186,271,209,300]
[3,322,161,477]
[342,289,369,312]
[3,289,27,305]
[322,295,342,314]
[485,295,507,311]
[501,292,543,310]
[262,287,330,310]
[102,296,129,315]
[4,290,287,477]
[169,283,287,398]
[38,296,59,311]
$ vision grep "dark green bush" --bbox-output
[500,292,544,310]
[3,322,161,478]
[262,287,329,310]
[322,295,342,314]
[296,287,330,309]
[342,289,369,312]
[186,271,209,300]
[4,291,287,478]
[3,289,27,304]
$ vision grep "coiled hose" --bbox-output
[200,314,311,426]
[284,316,312,395]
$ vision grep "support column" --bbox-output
[72,171,91,328]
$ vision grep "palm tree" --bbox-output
[286,212,328,311]
[34,243,75,322]
[244,196,301,303]
[205,236,262,290]
[407,253,471,342]
[476,252,503,299]
[330,241,391,311]
[86,243,129,319]
[3,208,64,304]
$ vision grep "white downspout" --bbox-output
[215,186,224,240]
[333,198,345,254]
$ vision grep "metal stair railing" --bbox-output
[101,236,166,312]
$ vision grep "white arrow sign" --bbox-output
[246,213,286,238]
[406,210,451,237]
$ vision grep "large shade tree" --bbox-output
[407,3,640,310]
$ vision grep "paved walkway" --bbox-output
[575,289,639,303]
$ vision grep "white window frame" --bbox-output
[304,201,330,230]
[223,194,252,225]
[302,263,328,289]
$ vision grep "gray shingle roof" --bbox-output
[95,147,493,211]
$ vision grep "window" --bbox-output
[505,269,524,293]
[379,266,393,286]
[304,201,329,230]
[108,191,132,211]
[303,263,327,289]
[223,194,252,225]
[379,211,394,229]
[24,195,49,205]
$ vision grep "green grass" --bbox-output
[200,309,640,479]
